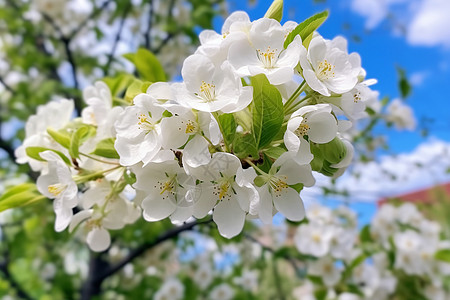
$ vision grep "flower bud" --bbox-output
[319,137,347,165]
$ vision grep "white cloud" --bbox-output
[303,138,450,203]
[350,0,409,29]
[407,0,450,47]
[351,0,450,48]
[409,71,430,86]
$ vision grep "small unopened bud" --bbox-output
[264,0,283,22]
[319,137,347,164]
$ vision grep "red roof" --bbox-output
[378,182,450,206]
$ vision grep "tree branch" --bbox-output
[98,218,212,281]
[69,0,114,40]
[144,0,154,49]
[0,75,14,93]
[105,2,131,74]
[153,0,177,54]
[61,37,82,115]
[80,218,212,299]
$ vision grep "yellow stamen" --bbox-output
[218,182,230,200]
[137,113,154,131]
[257,46,277,68]
[316,59,336,80]
[185,120,197,134]
[294,122,310,137]
[48,183,67,197]
[200,81,216,102]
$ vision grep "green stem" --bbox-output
[74,166,122,184]
[244,159,267,175]
[80,153,120,165]
[285,96,312,116]
[283,80,307,111]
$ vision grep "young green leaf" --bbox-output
[25,147,72,165]
[250,74,284,149]
[124,48,166,82]
[47,127,71,149]
[284,10,329,49]
[396,66,412,99]
[435,249,450,263]
[0,183,44,212]
[69,126,90,159]
[91,138,120,159]
[218,113,237,149]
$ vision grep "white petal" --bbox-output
[160,116,190,149]
[303,69,330,96]
[213,199,246,238]
[308,111,338,144]
[273,187,305,221]
[170,206,193,225]
[257,186,274,224]
[192,184,217,218]
[142,195,177,222]
[87,227,111,252]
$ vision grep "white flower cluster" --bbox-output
[293,204,397,300]
[293,203,450,300]
[371,203,450,298]
[16,9,379,251]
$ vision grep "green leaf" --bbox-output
[103,73,135,97]
[264,0,283,22]
[124,48,166,82]
[250,74,284,149]
[124,79,148,102]
[0,184,44,212]
[233,133,258,159]
[25,147,71,165]
[397,66,412,99]
[359,224,372,243]
[91,138,120,159]
[289,183,304,193]
[284,10,329,49]
[435,249,450,263]
[124,170,136,185]
[0,183,37,201]
[264,146,285,160]
[218,113,237,148]
[47,128,71,149]
[69,126,90,159]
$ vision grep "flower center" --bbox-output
[200,81,216,102]
[353,91,361,103]
[185,120,198,134]
[159,176,176,195]
[316,59,335,80]
[48,183,67,197]
[269,175,288,197]
[312,233,321,243]
[212,180,232,201]
[137,113,155,132]
[294,120,310,137]
[257,46,277,68]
